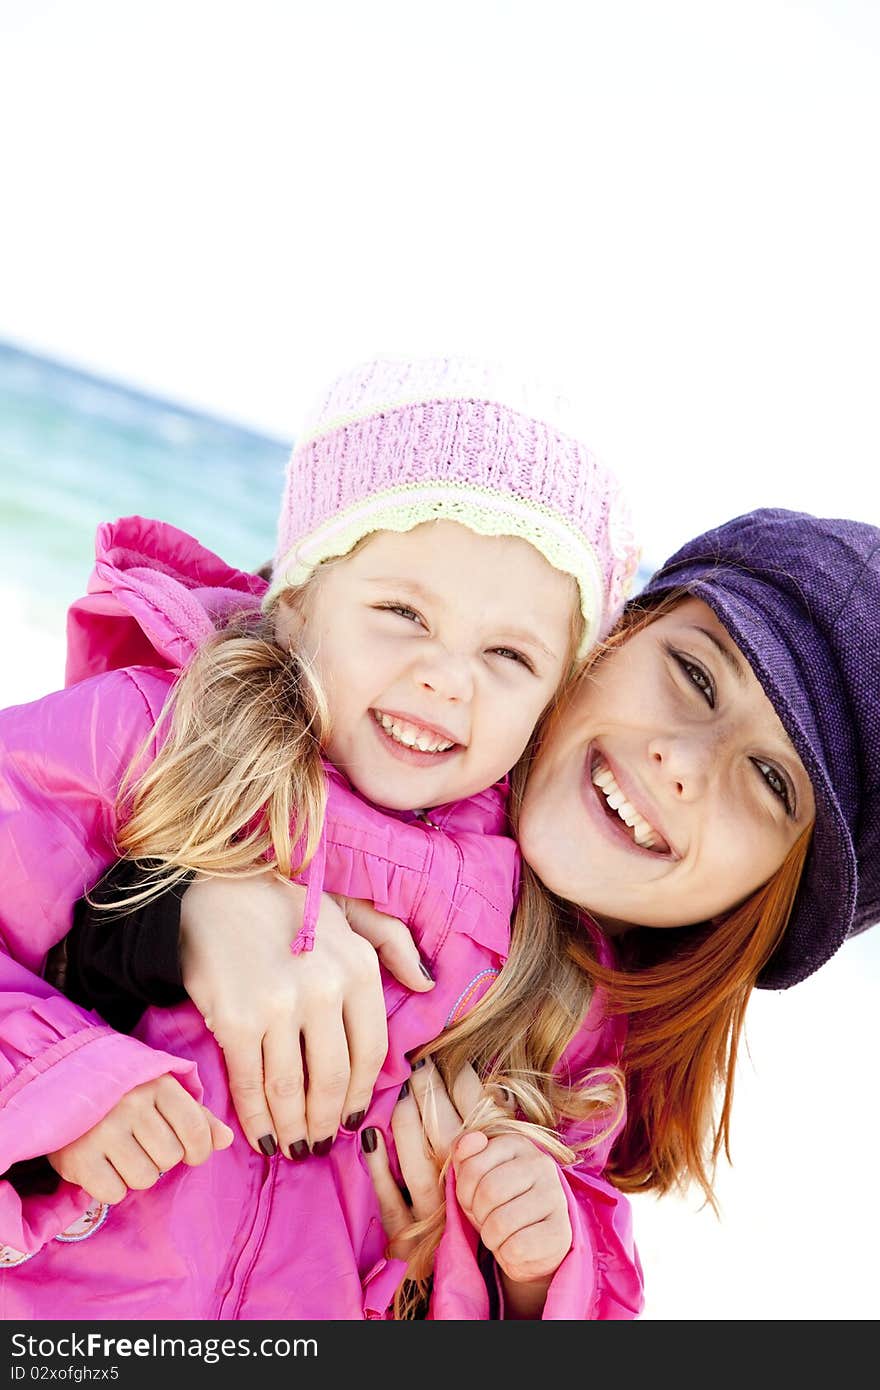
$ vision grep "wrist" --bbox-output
[497,1266,554,1320]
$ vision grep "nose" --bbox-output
[647,732,712,800]
[412,647,474,704]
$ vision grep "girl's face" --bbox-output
[519,597,815,931]
[277,520,578,811]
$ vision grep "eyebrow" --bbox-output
[690,624,748,686]
[364,576,560,662]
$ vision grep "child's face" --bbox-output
[518,598,815,931]
[278,520,578,811]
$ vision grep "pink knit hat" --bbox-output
[267,356,640,656]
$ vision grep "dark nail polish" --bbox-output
[312,1137,333,1157]
[419,960,434,982]
[361,1127,378,1154]
[289,1140,309,1162]
[258,1134,277,1157]
[344,1110,365,1131]
[411,1057,426,1071]
[398,1080,410,1100]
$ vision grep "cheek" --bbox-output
[519,777,576,879]
[698,811,786,909]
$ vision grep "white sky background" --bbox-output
[1,0,878,1319]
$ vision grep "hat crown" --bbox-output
[268,355,641,656]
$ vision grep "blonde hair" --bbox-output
[108,537,373,905]
[111,597,329,904]
[392,745,627,1316]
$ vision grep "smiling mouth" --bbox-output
[371,710,458,754]
[590,755,670,854]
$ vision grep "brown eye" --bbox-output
[489,647,533,671]
[753,758,794,815]
[377,603,424,626]
[668,647,715,708]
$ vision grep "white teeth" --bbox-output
[591,758,660,849]
[373,711,454,753]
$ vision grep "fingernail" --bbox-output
[411,1057,426,1071]
[343,1110,365,1131]
[361,1127,378,1154]
[289,1140,309,1162]
[258,1134,277,1157]
[312,1137,333,1157]
[399,1080,410,1099]
[418,960,434,982]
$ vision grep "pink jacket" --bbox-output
[0,517,643,1320]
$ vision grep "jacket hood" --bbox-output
[66,515,267,686]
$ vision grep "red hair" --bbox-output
[575,827,810,1204]
[566,594,813,1203]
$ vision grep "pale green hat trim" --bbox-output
[265,481,607,656]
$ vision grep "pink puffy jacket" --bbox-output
[0,517,643,1320]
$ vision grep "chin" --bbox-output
[518,818,557,884]
[361,781,419,812]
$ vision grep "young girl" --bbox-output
[0,356,643,1320]
[82,506,878,1315]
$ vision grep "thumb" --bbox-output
[206,1110,235,1150]
[454,1130,490,1167]
[341,898,435,993]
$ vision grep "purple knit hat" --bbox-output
[639,508,880,989]
[267,356,640,656]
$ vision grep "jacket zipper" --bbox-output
[216,1155,278,1319]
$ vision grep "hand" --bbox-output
[453,1129,571,1316]
[360,1059,491,1258]
[364,1060,571,1318]
[47,1075,233,1205]
[179,873,433,1159]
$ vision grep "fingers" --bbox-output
[451,1135,572,1281]
[259,1024,307,1159]
[361,1126,416,1259]
[390,1087,444,1223]
[450,1061,491,1123]
[46,1077,231,1209]
[452,1129,488,1163]
[340,991,388,1136]
[408,1059,464,1164]
[206,1108,235,1151]
[48,1149,128,1207]
[54,1131,161,1204]
[130,1107,186,1175]
[452,1132,528,1217]
[153,1075,231,1167]
[458,1153,534,1231]
[216,1028,277,1156]
[301,1007,352,1153]
[339,898,434,993]
[480,1195,557,1259]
